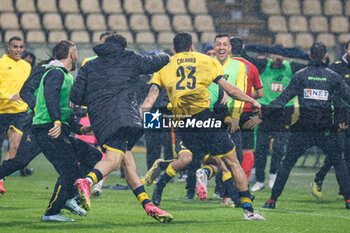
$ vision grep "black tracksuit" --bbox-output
[0,65,101,181]
[262,61,350,201]
[242,44,308,183]
[314,54,350,192]
[26,64,101,216]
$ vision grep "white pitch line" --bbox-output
[265,209,350,220]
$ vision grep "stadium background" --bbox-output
[0,0,349,65]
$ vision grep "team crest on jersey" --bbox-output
[304,89,329,101]
[271,82,283,92]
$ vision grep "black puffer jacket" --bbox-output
[70,42,170,145]
[20,65,46,111]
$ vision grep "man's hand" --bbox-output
[245,116,263,129]
[221,91,229,105]
[227,118,240,133]
[251,100,261,114]
[48,122,62,138]
[338,122,348,130]
[224,117,232,127]
[10,94,22,104]
[82,125,94,135]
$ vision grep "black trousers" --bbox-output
[145,130,173,170]
[271,128,350,201]
[0,126,41,179]
[0,126,101,181]
[315,130,350,194]
[255,130,289,183]
[32,125,102,216]
[185,155,201,194]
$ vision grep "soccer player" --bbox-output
[213,34,247,206]
[311,39,350,199]
[242,43,307,191]
[0,36,31,193]
[246,42,350,210]
[230,37,264,181]
[70,33,173,223]
[141,32,265,220]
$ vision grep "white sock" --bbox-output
[87,177,94,187]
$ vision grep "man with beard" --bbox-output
[31,40,90,221]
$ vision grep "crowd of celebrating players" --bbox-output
[0,30,350,222]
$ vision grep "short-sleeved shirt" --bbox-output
[150,51,224,117]
[232,57,263,112]
[0,54,31,113]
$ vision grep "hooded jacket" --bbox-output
[70,42,170,145]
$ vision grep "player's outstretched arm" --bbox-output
[140,84,160,119]
[70,66,87,106]
[217,78,261,113]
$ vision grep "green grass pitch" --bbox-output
[0,152,349,233]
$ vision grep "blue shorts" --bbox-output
[102,127,143,155]
[0,112,26,135]
[177,109,235,159]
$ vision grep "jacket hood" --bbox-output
[46,59,65,69]
[46,60,69,74]
[93,42,124,57]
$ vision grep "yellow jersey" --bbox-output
[151,51,223,117]
[0,54,31,113]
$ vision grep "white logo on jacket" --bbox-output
[304,89,329,101]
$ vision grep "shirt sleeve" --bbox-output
[212,59,224,83]
[70,66,87,106]
[231,62,247,119]
[149,71,163,88]
[20,66,44,111]
[43,69,65,123]
[251,65,263,90]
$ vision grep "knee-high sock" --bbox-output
[158,164,177,188]
[241,152,254,180]
[222,172,239,201]
[87,168,103,186]
[133,185,151,208]
[202,165,215,180]
[239,190,254,212]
